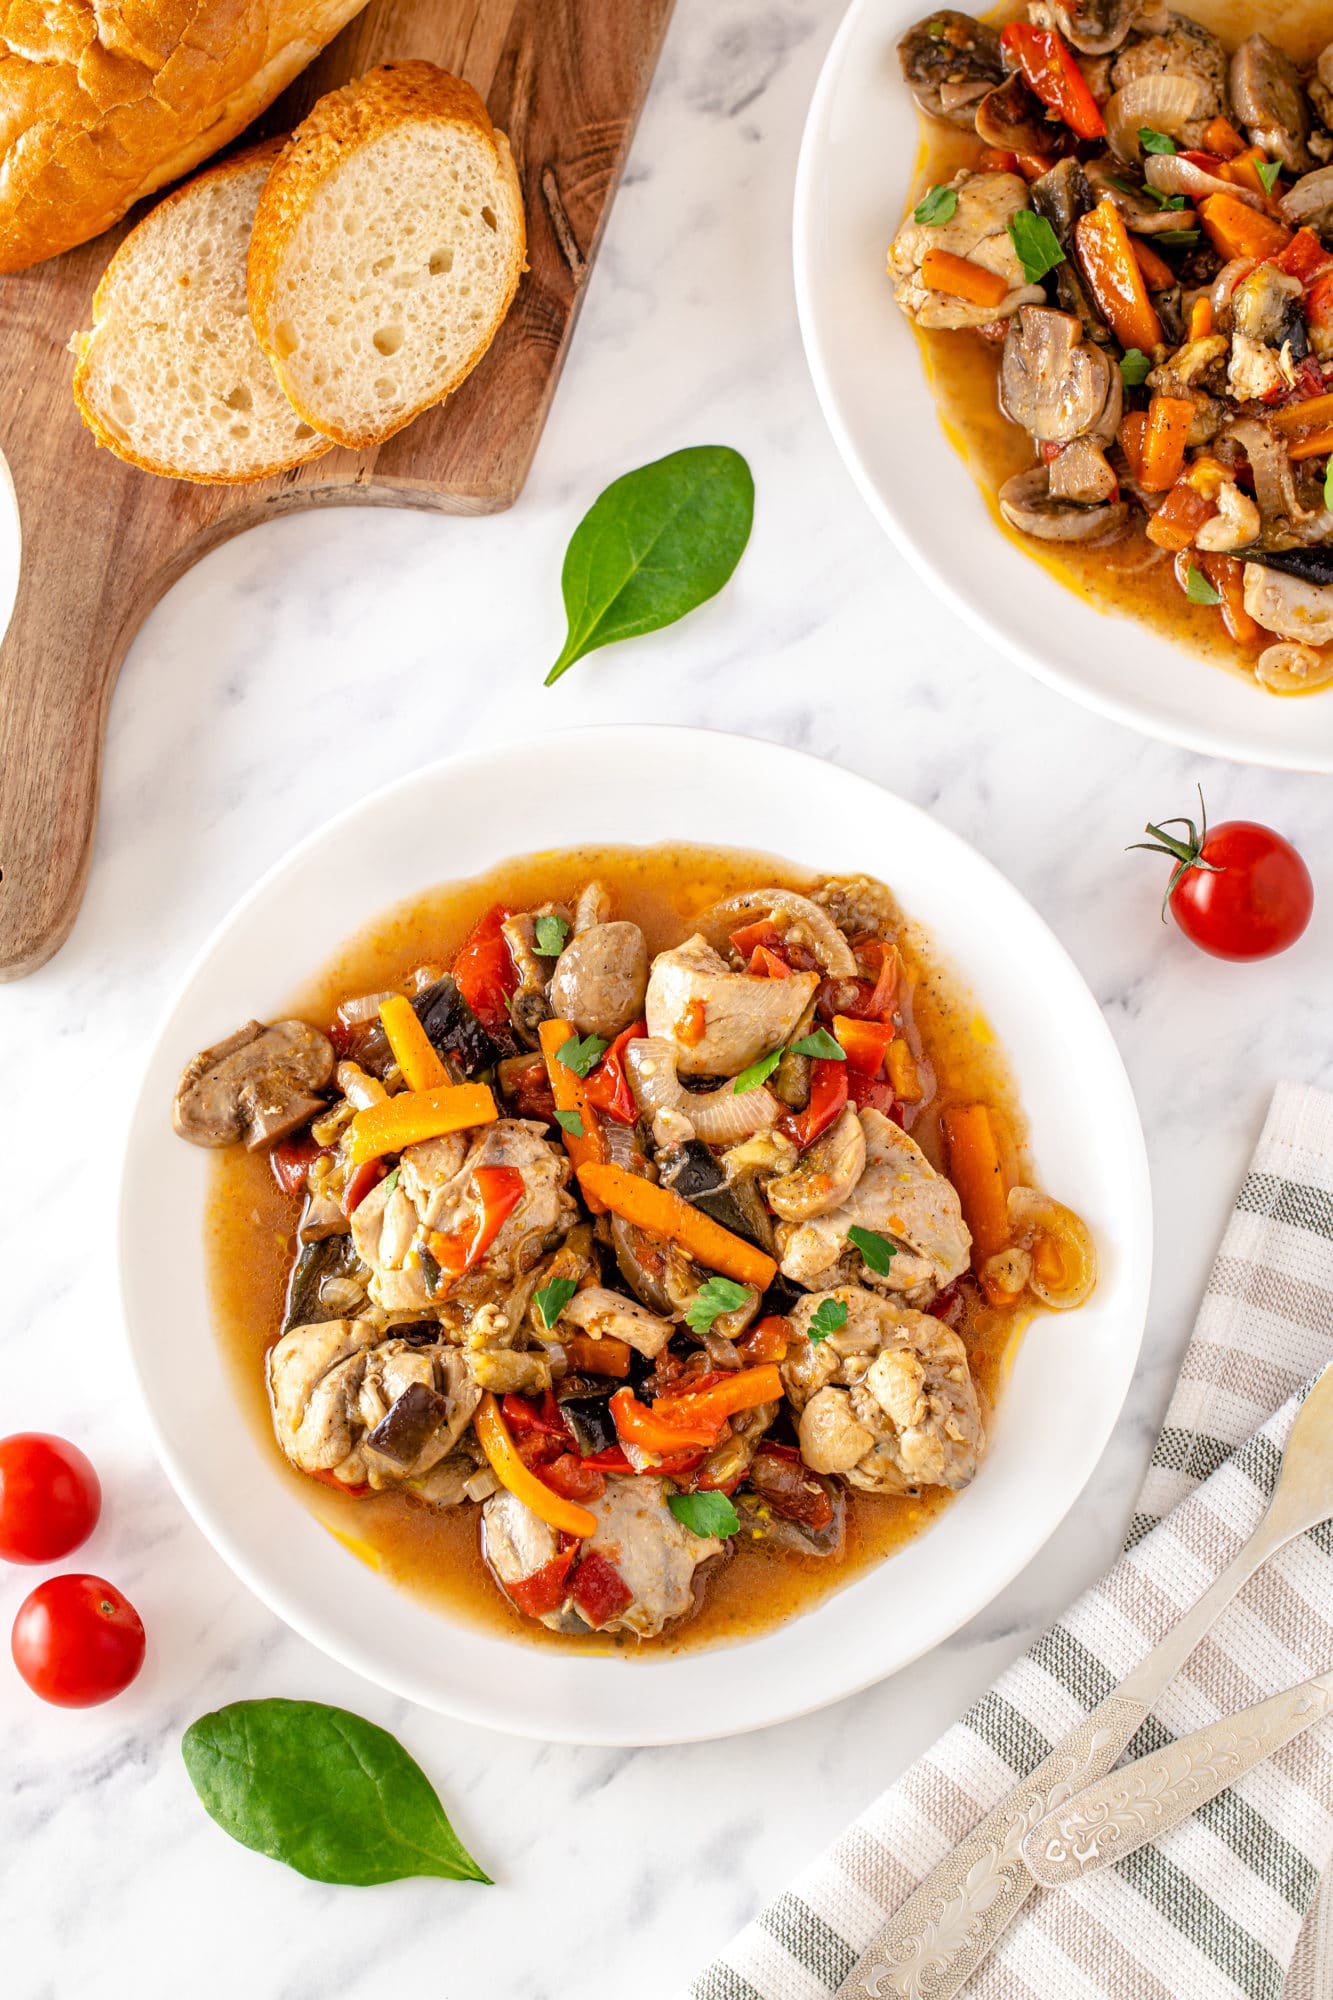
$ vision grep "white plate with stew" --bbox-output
[119,727,1151,1744]
[793,0,1333,771]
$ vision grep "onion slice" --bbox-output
[1255,642,1333,693]
[1104,74,1206,162]
[698,888,857,976]
[625,1035,778,1144]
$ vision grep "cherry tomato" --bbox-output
[1135,797,1313,961]
[0,1433,101,1564]
[11,1574,145,1707]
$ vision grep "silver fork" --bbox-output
[835,1364,1333,2000]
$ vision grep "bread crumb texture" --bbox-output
[71,143,330,482]
[248,61,526,449]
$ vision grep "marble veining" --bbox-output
[4,2,1333,1995]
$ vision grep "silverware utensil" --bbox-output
[1021,1670,1333,1886]
[835,1363,1333,2000]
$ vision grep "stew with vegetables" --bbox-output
[894,3,1333,694]
[188,846,1096,1651]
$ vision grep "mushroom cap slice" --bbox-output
[998,467,1128,544]
[173,1018,335,1149]
[897,9,1005,128]
[1230,33,1311,174]
[999,307,1117,444]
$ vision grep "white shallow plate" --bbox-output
[121,727,1151,1744]
[794,0,1333,772]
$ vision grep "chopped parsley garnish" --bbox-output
[381,1167,400,1195]
[555,1107,584,1137]
[790,1027,845,1061]
[1184,563,1222,606]
[1154,228,1201,248]
[668,1490,740,1539]
[1138,127,1177,155]
[1007,210,1066,286]
[1120,347,1152,388]
[1257,158,1282,195]
[534,1276,578,1331]
[914,183,958,227]
[1106,175,1185,212]
[806,1298,849,1345]
[847,1225,898,1276]
[1324,457,1333,513]
[733,1047,784,1095]
[555,1031,608,1077]
[533,912,569,957]
[685,1275,754,1335]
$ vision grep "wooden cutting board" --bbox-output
[0,0,674,982]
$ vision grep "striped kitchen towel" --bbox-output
[691,1081,1333,2000]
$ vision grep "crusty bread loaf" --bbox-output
[0,0,372,274]
[71,141,331,483]
[248,62,526,449]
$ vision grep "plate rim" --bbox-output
[117,722,1153,1743]
[792,0,1333,774]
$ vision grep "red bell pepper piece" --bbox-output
[729,919,784,960]
[308,1467,371,1497]
[426,1164,524,1281]
[1278,228,1333,282]
[570,1551,634,1629]
[999,22,1106,140]
[451,904,518,1031]
[583,1020,646,1125]
[581,1444,632,1474]
[782,1058,849,1150]
[536,1452,607,1503]
[501,1391,571,1441]
[270,1133,323,1195]
[343,1157,388,1214]
[832,1014,892,1076]
[507,1548,578,1619]
[748,945,792,979]
[846,1072,903,1121]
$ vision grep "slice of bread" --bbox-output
[248,62,526,450]
[71,142,332,485]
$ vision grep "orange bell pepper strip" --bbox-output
[1075,199,1163,355]
[378,995,449,1093]
[655,1364,784,1432]
[1197,192,1291,263]
[1201,115,1246,160]
[474,1393,597,1538]
[575,1162,777,1289]
[345,1080,496,1167]
[1286,426,1333,462]
[1139,395,1195,492]
[1119,409,1148,483]
[1131,235,1175,292]
[920,247,1010,309]
[609,1389,719,1454]
[941,1103,1010,1266]
[1145,479,1216,551]
[537,1017,608,1207]
[832,1014,892,1076]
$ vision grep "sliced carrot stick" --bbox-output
[1131,235,1175,292]
[1146,479,1216,551]
[941,1104,1010,1266]
[575,1162,777,1289]
[538,1017,608,1208]
[1140,395,1195,492]
[1286,425,1333,462]
[378,995,448,1093]
[1201,114,1246,159]
[1270,392,1333,435]
[1119,409,1149,483]
[919,247,1010,309]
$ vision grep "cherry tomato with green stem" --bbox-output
[1132,793,1313,961]
[11,1574,145,1707]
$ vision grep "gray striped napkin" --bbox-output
[692,1082,1333,2000]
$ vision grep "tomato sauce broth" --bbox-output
[206,843,1035,1654]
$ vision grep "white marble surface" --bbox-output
[4,3,1333,1995]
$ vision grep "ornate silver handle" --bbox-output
[1022,1675,1333,1888]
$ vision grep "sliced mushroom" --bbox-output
[1255,642,1333,692]
[767,1107,866,1223]
[1310,45,1333,146]
[1083,159,1199,237]
[897,10,1005,128]
[1000,307,1119,443]
[549,921,649,1041]
[1281,165,1333,232]
[1030,160,1113,342]
[1230,33,1311,175]
[975,71,1052,157]
[1243,562,1333,646]
[1048,436,1120,504]
[998,466,1128,542]
[1040,0,1139,56]
[173,1019,334,1149]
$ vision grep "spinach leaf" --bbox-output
[181,1699,491,1887]
[555,1107,584,1137]
[545,446,754,684]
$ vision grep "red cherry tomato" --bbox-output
[1135,798,1313,961]
[0,1433,101,1564]
[12,1574,145,1707]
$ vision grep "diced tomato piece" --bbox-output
[677,998,707,1047]
[343,1157,388,1214]
[927,1279,965,1324]
[839,940,899,1021]
[583,1021,645,1125]
[1307,271,1333,330]
[508,1549,578,1619]
[748,945,792,979]
[737,1315,791,1365]
[426,1164,524,1281]
[730,919,784,960]
[832,1014,892,1075]
[451,904,518,1031]
[1278,228,1333,281]
[781,1058,848,1149]
[581,1445,632,1473]
[748,1445,834,1531]
[847,1072,903,1121]
[570,1552,634,1629]
[270,1133,323,1195]
[537,1453,607,1503]
[501,1391,571,1441]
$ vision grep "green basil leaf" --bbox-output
[1256,158,1281,195]
[1153,228,1201,247]
[555,1107,584,1137]
[685,1275,753,1335]
[381,1167,400,1195]
[533,913,569,957]
[545,446,754,685]
[181,1700,491,1887]
[555,1032,609,1078]
[914,183,958,226]
[1184,562,1222,606]
[1119,347,1152,388]
[806,1298,849,1345]
[534,1276,578,1331]
[1007,210,1066,285]
[847,1225,898,1276]
[1138,127,1177,154]
[418,1243,443,1296]
[1324,457,1333,512]
[791,1027,846,1061]
[668,1490,741,1539]
[733,1046,784,1095]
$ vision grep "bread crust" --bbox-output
[71,139,333,483]
[0,0,372,273]
[247,60,526,450]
